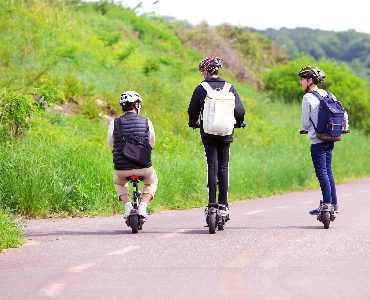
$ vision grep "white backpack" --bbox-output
[201,82,236,136]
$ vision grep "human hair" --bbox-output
[121,100,140,112]
[121,103,134,112]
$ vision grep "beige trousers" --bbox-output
[114,167,158,198]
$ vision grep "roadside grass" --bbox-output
[0,208,24,253]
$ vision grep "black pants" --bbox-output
[203,143,230,205]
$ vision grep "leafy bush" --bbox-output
[264,57,370,133]
[0,77,64,139]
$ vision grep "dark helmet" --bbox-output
[298,66,326,84]
[199,56,222,75]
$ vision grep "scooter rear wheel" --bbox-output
[322,211,330,229]
[208,212,216,234]
[130,215,139,233]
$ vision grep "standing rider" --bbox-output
[188,56,245,221]
[298,66,349,215]
[108,91,158,220]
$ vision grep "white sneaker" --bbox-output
[218,205,229,217]
[204,207,209,216]
[123,202,133,219]
[138,203,148,218]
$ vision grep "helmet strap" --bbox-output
[305,78,315,93]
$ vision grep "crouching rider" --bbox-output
[107,91,158,220]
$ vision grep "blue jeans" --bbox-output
[310,142,337,205]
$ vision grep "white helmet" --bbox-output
[119,91,142,105]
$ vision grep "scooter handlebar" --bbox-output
[189,122,200,129]
[299,129,350,135]
[235,122,246,129]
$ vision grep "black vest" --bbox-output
[112,112,152,170]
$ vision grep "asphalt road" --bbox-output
[1,178,369,300]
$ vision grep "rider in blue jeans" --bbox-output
[298,66,349,215]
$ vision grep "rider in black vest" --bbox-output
[108,91,158,220]
[112,112,152,170]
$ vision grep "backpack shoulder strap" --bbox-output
[200,82,213,94]
[222,82,232,92]
[310,90,323,100]
[308,91,322,132]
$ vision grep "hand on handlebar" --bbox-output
[188,122,200,129]
[235,122,246,129]
[299,129,350,134]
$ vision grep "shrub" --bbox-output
[0,77,64,139]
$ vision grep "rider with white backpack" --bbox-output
[188,56,245,223]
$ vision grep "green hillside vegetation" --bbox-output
[1,1,369,251]
[254,27,370,79]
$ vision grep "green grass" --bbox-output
[0,208,24,252]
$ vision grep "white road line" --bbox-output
[161,229,188,239]
[107,245,140,256]
[68,263,96,273]
[275,206,290,209]
[39,283,65,297]
[342,193,352,198]
[245,209,264,215]
[357,190,368,194]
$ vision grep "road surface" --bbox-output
[1,178,369,299]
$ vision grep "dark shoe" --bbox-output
[309,201,323,215]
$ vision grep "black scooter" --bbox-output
[125,176,145,233]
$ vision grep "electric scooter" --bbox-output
[125,175,145,233]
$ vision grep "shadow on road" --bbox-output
[27,230,133,237]
[26,224,325,238]
[225,225,323,230]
